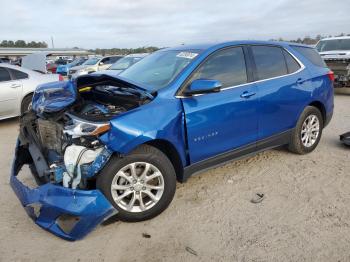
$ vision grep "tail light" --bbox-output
[58,74,64,81]
[327,71,335,82]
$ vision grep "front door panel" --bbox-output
[182,83,258,163]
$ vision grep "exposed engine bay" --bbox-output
[20,76,153,190]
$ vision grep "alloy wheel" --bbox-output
[301,114,320,147]
[110,162,164,213]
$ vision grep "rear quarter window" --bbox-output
[8,68,28,80]
[291,46,327,68]
[283,50,301,73]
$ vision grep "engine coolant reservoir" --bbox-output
[63,145,104,188]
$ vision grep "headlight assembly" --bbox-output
[64,114,110,138]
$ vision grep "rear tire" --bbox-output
[288,106,323,154]
[20,94,33,115]
[97,145,176,222]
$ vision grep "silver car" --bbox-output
[68,55,123,79]
[97,53,149,76]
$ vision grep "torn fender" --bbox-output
[100,97,188,166]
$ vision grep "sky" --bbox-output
[1,0,349,49]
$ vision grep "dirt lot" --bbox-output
[0,92,349,262]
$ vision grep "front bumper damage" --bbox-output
[10,139,117,241]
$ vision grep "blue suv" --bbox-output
[11,41,334,240]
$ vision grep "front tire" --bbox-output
[97,145,176,222]
[288,106,323,154]
[20,94,33,115]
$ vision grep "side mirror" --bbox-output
[99,62,104,66]
[184,79,222,96]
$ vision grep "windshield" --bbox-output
[83,58,99,65]
[316,39,350,52]
[70,59,85,67]
[109,57,138,70]
[119,50,200,90]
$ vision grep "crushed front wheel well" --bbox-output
[145,139,184,182]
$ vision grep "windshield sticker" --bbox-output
[176,52,198,59]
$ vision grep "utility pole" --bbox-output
[51,36,54,48]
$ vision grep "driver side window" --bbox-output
[189,47,248,88]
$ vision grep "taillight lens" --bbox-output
[327,71,335,82]
[58,74,64,81]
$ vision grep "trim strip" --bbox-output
[181,129,292,182]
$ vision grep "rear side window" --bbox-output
[291,46,327,68]
[0,67,11,82]
[190,47,247,88]
[283,50,301,73]
[109,56,121,63]
[251,46,288,80]
[8,68,28,80]
[101,57,117,65]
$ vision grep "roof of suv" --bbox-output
[165,40,312,52]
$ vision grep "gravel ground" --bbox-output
[0,92,349,262]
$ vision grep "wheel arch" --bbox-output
[309,100,326,125]
[20,92,34,114]
[145,139,184,182]
[21,92,34,104]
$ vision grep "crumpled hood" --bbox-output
[31,75,151,115]
[320,50,350,59]
[32,81,77,115]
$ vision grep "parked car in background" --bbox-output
[68,55,123,79]
[11,40,334,240]
[97,53,149,75]
[46,58,72,74]
[56,57,87,76]
[0,57,11,63]
[316,36,350,87]
[0,64,63,120]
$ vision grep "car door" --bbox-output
[249,45,312,140]
[181,46,259,163]
[0,67,22,118]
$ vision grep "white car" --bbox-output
[316,36,350,87]
[97,53,149,76]
[68,55,123,79]
[0,64,62,120]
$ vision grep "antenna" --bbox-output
[51,36,54,48]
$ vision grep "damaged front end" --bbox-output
[11,75,153,240]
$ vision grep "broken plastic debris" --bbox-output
[250,193,265,204]
[185,246,198,256]
[142,233,151,238]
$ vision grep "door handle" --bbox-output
[240,91,256,99]
[296,78,305,85]
[10,83,21,88]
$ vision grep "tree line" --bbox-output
[89,46,160,55]
[271,33,350,45]
[0,40,48,48]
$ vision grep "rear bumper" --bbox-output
[10,140,116,241]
